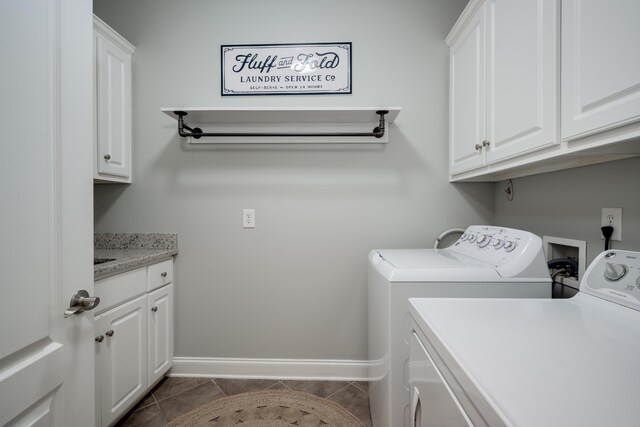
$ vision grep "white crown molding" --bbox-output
[446,0,485,47]
[93,14,135,53]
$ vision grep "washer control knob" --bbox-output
[468,234,477,243]
[636,276,640,290]
[477,235,491,248]
[460,233,468,241]
[504,241,517,252]
[604,262,628,282]
[491,238,504,249]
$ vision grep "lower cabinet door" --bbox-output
[100,295,148,426]
[148,284,174,386]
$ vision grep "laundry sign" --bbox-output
[221,42,352,96]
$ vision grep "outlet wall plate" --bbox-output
[243,208,255,228]
[601,207,622,241]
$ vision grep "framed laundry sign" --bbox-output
[221,42,352,96]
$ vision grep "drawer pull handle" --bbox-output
[105,330,115,337]
[151,306,158,312]
[95,335,104,343]
[161,272,168,278]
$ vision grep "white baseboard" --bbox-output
[170,357,372,381]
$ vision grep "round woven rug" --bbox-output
[166,389,364,427]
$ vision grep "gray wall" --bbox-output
[93,0,492,360]
[495,157,640,268]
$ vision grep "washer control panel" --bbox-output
[456,226,525,256]
[449,225,545,274]
[459,229,519,253]
[582,250,640,312]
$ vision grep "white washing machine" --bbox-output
[368,225,551,427]
[408,249,640,426]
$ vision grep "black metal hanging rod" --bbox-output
[173,110,389,139]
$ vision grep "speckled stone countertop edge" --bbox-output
[94,248,178,280]
[94,233,178,280]
[94,233,177,250]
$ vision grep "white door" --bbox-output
[0,1,94,426]
[486,0,559,163]
[449,2,486,175]
[562,0,640,141]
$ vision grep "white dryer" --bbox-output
[409,249,640,426]
[368,225,551,427]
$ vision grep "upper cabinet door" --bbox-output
[562,0,640,141]
[95,27,132,179]
[485,0,559,163]
[449,3,487,174]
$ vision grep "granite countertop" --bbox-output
[94,233,178,280]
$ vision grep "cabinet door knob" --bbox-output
[482,140,490,147]
[105,330,115,337]
[161,272,167,278]
[151,306,158,312]
[95,335,104,343]
[104,154,111,160]
[475,143,482,151]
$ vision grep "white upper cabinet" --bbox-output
[449,2,487,174]
[94,16,134,183]
[447,0,640,181]
[562,0,640,141]
[448,0,558,176]
[485,0,558,163]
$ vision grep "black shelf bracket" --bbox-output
[173,110,389,140]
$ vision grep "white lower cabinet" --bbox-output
[94,260,174,426]
[148,284,174,386]
[96,295,148,427]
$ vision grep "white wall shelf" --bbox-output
[161,107,401,143]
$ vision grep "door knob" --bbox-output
[482,140,490,147]
[64,290,100,318]
[95,335,104,343]
[475,143,482,151]
[151,306,158,312]
[104,154,111,160]
[105,330,114,337]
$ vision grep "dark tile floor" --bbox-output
[115,377,372,427]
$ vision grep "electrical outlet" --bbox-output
[601,208,622,241]
[243,209,255,228]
